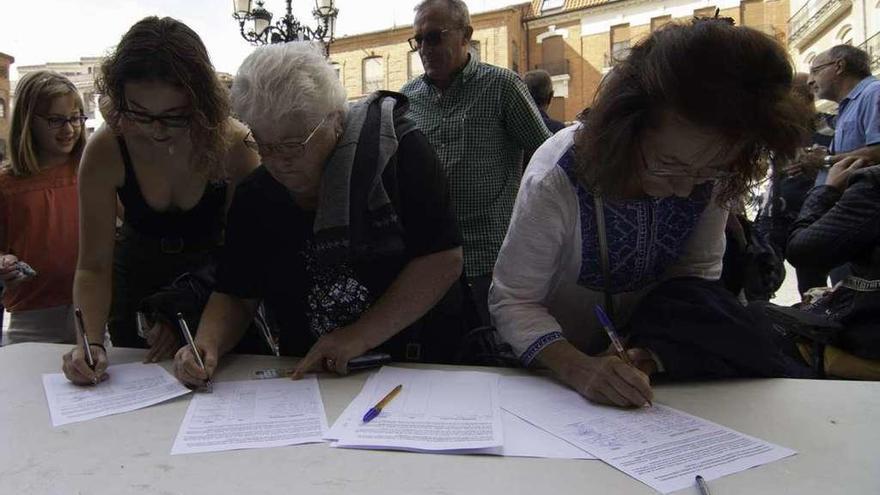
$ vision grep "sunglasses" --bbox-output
[407,28,459,51]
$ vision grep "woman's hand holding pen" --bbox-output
[173,341,217,388]
[539,341,653,408]
[62,344,109,386]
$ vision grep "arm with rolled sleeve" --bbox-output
[500,74,553,157]
[489,167,573,365]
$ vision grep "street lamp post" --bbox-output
[232,0,338,55]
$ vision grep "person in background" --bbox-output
[400,0,551,326]
[61,17,259,385]
[808,45,880,178]
[0,71,86,344]
[752,73,832,297]
[524,69,565,134]
[490,19,809,407]
[174,42,463,388]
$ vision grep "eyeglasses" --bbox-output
[640,145,737,181]
[646,166,734,180]
[120,108,192,128]
[37,114,87,130]
[243,114,329,160]
[809,60,839,76]
[408,28,458,51]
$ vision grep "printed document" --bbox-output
[502,376,796,494]
[327,371,593,459]
[331,366,503,452]
[171,376,328,454]
[43,362,190,427]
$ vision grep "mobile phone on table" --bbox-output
[347,352,392,371]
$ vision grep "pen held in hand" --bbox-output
[594,304,652,407]
[176,312,213,392]
[74,308,95,370]
[362,384,402,423]
[594,305,632,366]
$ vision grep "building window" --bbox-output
[540,35,567,75]
[694,6,717,19]
[0,66,7,79]
[0,99,5,118]
[512,41,520,74]
[651,15,672,32]
[362,56,384,94]
[331,62,342,82]
[541,0,565,11]
[609,24,631,66]
[408,51,424,80]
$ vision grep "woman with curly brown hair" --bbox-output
[61,17,259,385]
[490,18,811,407]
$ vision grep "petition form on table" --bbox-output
[42,362,191,427]
[501,376,796,494]
[332,366,504,452]
[171,376,328,455]
[327,371,593,459]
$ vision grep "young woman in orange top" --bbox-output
[0,71,86,344]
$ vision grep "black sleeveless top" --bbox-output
[116,136,227,240]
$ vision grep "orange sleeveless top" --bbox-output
[0,161,79,311]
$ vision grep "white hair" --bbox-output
[415,0,471,27]
[231,41,347,130]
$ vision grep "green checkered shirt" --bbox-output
[401,56,552,277]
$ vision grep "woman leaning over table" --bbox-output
[61,17,259,384]
[490,18,811,408]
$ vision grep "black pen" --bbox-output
[74,308,98,385]
[177,312,212,393]
[74,308,94,369]
[696,475,711,495]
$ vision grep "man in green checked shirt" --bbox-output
[401,0,552,324]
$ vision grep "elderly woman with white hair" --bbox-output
[173,42,464,385]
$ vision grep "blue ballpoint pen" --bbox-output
[595,304,653,406]
[594,305,633,366]
[362,384,402,423]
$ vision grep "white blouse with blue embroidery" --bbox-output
[490,125,728,365]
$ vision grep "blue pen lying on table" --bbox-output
[362,384,403,423]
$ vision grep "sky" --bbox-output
[1,0,522,80]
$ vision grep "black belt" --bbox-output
[118,223,220,254]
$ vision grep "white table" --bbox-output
[1,343,878,494]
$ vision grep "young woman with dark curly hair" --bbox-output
[61,17,259,385]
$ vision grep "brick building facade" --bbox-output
[327,1,791,122]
